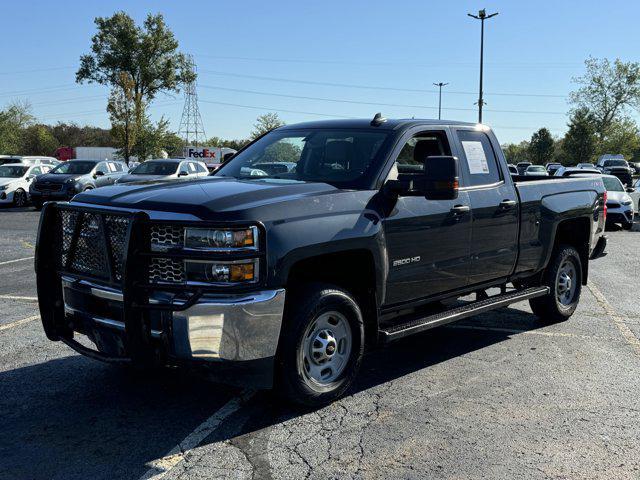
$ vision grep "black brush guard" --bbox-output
[34,202,251,364]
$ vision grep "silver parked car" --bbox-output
[601,175,635,230]
[115,159,209,184]
[524,165,549,177]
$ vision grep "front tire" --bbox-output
[13,189,27,207]
[276,284,364,407]
[623,221,633,230]
[529,244,582,323]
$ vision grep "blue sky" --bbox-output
[1,0,638,144]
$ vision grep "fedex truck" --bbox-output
[54,147,120,161]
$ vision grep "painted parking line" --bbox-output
[0,315,39,332]
[587,282,640,356]
[0,256,34,266]
[0,295,38,302]
[138,390,256,480]
[447,324,595,340]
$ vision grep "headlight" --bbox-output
[0,185,8,191]
[184,227,258,251]
[622,199,632,205]
[185,258,258,284]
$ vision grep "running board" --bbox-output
[380,286,549,343]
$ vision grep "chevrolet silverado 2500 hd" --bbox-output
[36,117,607,406]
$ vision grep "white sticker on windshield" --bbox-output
[462,141,489,174]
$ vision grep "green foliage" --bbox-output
[0,101,34,154]
[250,113,285,140]
[262,141,302,163]
[597,118,640,160]
[20,125,59,156]
[502,141,530,164]
[51,122,113,147]
[570,57,640,137]
[562,108,597,166]
[162,132,186,157]
[131,116,173,160]
[528,128,555,165]
[107,72,138,161]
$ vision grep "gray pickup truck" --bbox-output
[36,117,607,405]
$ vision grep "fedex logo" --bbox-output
[185,147,218,159]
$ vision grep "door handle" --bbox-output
[450,205,470,215]
[499,199,517,210]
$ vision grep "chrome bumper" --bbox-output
[172,289,286,361]
[61,277,286,363]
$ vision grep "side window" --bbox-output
[188,162,198,173]
[95,162,108,174]
[196,163,208,173]
[31,167,42,176]
[179,162,189,174]
[389,130,451,180]
[456,130,502,187]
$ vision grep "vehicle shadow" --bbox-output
[0,205,37,213]
[0,306,545,480]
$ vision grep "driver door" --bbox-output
[382,128,472,306]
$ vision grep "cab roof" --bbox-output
[277,118,479,131]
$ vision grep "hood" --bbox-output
[116,174,172,184]
[607,190,632,204]
[35,173,80,184]
[0,177,18,187]
[72,177,341,219]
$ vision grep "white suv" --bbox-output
[0,163,53,207]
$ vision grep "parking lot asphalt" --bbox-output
[1,207,639,480]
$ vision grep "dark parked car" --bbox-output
[36,117,606,406]
[596,156,633,186]
[545,162,562,175]
[516,161,532,175]
[29,159,127,209]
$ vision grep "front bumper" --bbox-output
[0,190,14,203]
[35,202,284,389]
[606,206,634,225]
[30,187,74,202]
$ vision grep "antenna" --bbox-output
[177,55,207,147]
[371,112,387,126]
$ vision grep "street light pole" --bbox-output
[433,82,448,120]
[468,9,498,123]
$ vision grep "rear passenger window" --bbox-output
[188,162,198,172]
[457,130,502,187]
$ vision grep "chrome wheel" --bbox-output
[299,311,352,386]
[556,260,577,306]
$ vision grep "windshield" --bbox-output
[215,129,390,187]
[131,161,179,175]
[604,160,628,167]
[0,166,28,178]
[51,161,96,175]
[603,176,624,192]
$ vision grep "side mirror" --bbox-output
[422,155,460,200]
[178,171,189,177]
[222,152,235,163]
[94,171,105,178]
[626,187,635,193]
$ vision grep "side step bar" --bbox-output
[380,286,549,343]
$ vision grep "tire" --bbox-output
[12,189,27,207]
[529,244,582,323]
[623,221,633,230]
[276,283,365,407]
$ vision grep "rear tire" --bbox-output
[276,283,364,407]
[529,244,582,323]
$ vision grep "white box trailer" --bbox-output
[74,147,119,161]
[183,146,237,171]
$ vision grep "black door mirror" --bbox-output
[422,156,459,200]
[178,170,189,177]
[94,170,105,177]
[626,187,635,193]
[222,152,235,163]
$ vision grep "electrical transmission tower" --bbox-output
[177,55,206,146]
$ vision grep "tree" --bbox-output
[0,101,34,154]
[529,128,555,165]
[51,122,113,148]
[502,141,530,164]
[597,118,640,160]
[107,72,138,162]
[77,12,192,139]
[21,124,59,155]
[569,57,640,138]
[250,113,285,139]
[131,116,175,160]
[562,108,597,165]
[162,132,186,157]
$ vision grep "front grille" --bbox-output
[57,209,130,282]
[36,183,63,192]
[607,201,621,209]
[150,224,186,283]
